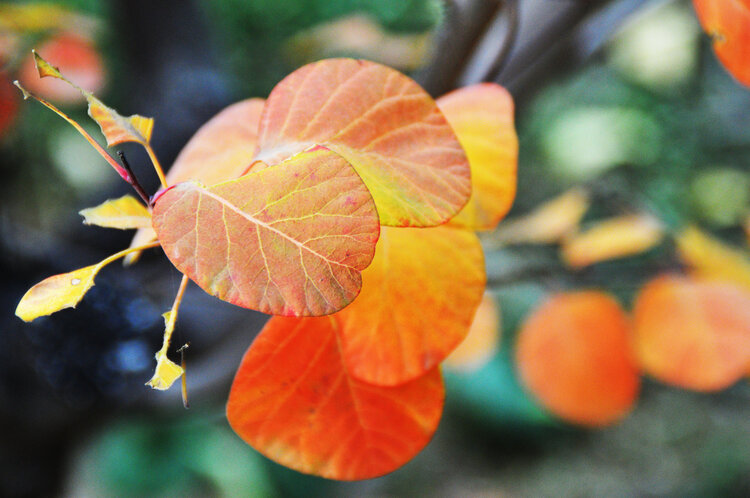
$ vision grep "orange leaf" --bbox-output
[444,292,501,372]
[227,315,444,480]
[693,0,750,86]
[561,214,664,268]
[18,33,104,104]
[166,98,265,186]
[437,83,518,231]
[676,225,750,291]
[126,98,265,265]
[516,291,640,427]
[152,146,379,316]
[633,274,750,391]
[490,188,590,245]
[252,58,471,227]
[335,225,485,385]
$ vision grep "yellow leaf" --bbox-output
[33,51,154,147]
[490,188,590,245]
[561,214,664,269]
[0,4,72,31]
[79,195,151,229]
[15,265,98,322]
[146,353,184,390]
[123,227,157,266]
[676,225,750,292]
[444,292,501,372]
[15,242,160,322]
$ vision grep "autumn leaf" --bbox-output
[79,195,151,229]
[444,292,501,373]
[515,291,640,427]
[15,242,159,322]
[227,315,444,480]
[152,146,380,316]
[31,51,154,147]
[334,225,485,385]
[693,0,750,86]
[166,98,265,186]
[675,225,750,291]
[633,274,750,392]
[437,83,518,231]
[489,188,590,246]
[561,214,664,269]
[18,33,104,104]
[251,58,471,227]
[126,98,266,265]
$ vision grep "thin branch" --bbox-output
[117,151,151,206]
[482,0,520,82]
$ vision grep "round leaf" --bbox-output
[515,291,640,427]
[633,275,750,391]
[227,316,444,481]
[152,147,380,316]
[693,0,750,86]
[253,58,471,227]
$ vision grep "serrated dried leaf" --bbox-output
[32,51,153,146]
[79,195,151,229]
[152,146,380,316]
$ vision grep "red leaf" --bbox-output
[152,146,379,316]
[633,274,750,391]
[252,58,471,227]
[227,315,444,480]
[516,291,640,427]
[693,0,750,86]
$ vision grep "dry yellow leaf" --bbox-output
[561,214,664,269]
[676,225,750,292]
[15,265,98,322]
[79,195,151,229]
[490,188,589,246]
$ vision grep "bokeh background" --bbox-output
[2,0,750,496]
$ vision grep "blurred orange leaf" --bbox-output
[0,74,18,137]
[516,291,640,427]
[444,292,501,372]
[252,58,471,227]
[79,195,151,229]
[335,225,485,385]
[561,214,664,269]
[18,34,104,104]
[152,147,379,316]
[227,315,444,480]
[693,0,750,86]
[676,225,750,291]
[438,83,518,231]
[490,188,590,245]
[633,274,750,391]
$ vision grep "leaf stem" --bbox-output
[116,151,151,205]
[14,80,130,181]
[145,144,168,189]
[98,241,161,269]
[158,274,189,357]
